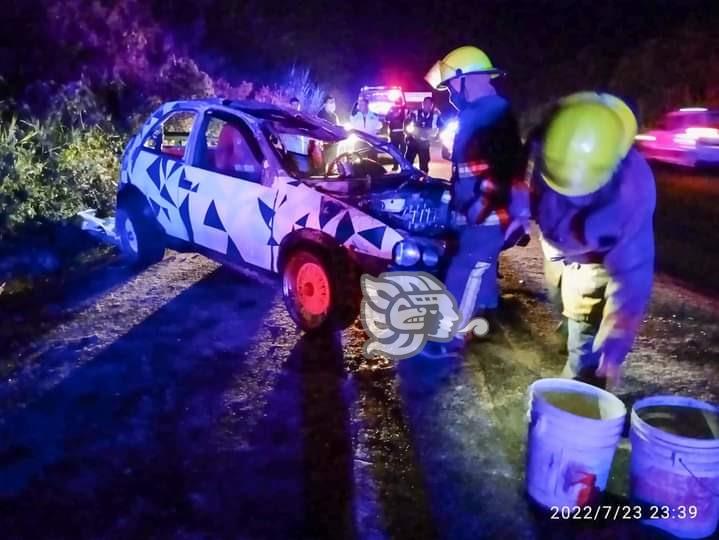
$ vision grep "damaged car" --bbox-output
[116,99,454,331]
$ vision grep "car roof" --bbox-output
[164,98,293,119]
[160,98,345,138]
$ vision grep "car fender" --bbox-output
[277,228,342,272]
[272,181,404,269]
[117,184,167,235]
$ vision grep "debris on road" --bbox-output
[77,209,119,246]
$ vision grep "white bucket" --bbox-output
[630,396,719,539]
[526,378,627,509]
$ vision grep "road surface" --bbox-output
[0,155,718,539]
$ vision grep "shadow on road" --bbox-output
[0,266,280,538]
[216,331,357,539]
[0,253,135,367]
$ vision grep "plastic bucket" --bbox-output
[630,396,719,539]
[526,378,627,509]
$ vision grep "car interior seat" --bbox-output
[215,122,262,182]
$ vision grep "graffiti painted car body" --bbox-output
[116,99,453,331]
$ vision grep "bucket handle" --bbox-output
[677,457,719,498]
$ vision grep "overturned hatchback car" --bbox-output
[117,99,453,331]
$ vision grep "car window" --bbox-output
[143,111,196,160]
[197,113,264,183]
[270,129,403,179]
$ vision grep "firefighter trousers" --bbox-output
[544,258,653,381]
[445,223,505,328]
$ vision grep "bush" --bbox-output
[0,86,121,241]
[0,62,328,243]
[274,65,326,113]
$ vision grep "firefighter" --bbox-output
[405,96,438,173]
[528,92,655,389]
[386,99,407,170]
[420,46,528,358]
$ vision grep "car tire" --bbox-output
[282,247,360,333]
[116,201,166,267]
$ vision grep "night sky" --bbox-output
[2,0,718,117]
[153,0,719,110]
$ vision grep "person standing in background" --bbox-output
[317,95,339,125]
[387,99,408,170]
[317,95,340,165]
[349,97,382,135]
[405,96,438,173]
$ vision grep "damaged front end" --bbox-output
[313,177,453,236]
[358,180,452,236]
[311,176,456,274]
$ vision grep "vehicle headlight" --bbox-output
[393,240,421,266]
[422,246,440,267]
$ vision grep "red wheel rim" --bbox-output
[295,261,331,316]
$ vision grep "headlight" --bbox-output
[393,240,421,266]
[406,122,415,134]
[422,246,440,267]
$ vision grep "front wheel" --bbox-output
[282,248,360,332]
[116,204,165,267]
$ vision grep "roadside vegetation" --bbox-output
[0,1,327,291]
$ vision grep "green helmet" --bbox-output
[541,98,632,197]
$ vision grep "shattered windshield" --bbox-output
[264,122,409,180]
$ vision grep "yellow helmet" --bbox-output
[425,46,504,89]
[559,92,638,157]
[541,99,630,197]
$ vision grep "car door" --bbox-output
[180,110,280,270]
[131,109,199,241]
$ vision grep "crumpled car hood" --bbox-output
[311,177,452,235]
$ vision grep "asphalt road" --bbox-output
[0,155,718,540]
